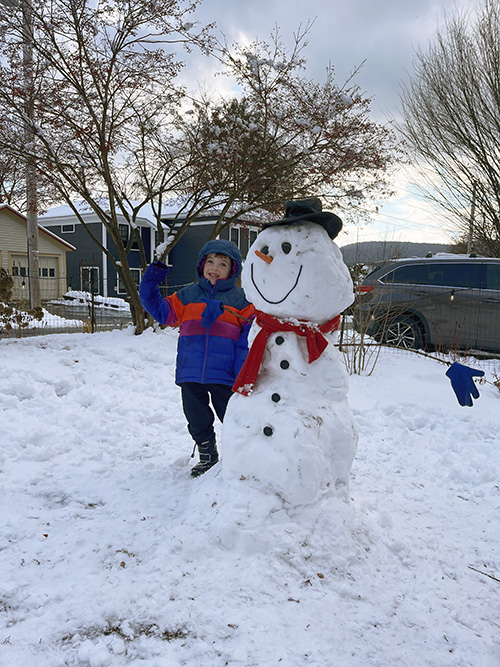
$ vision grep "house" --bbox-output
[39,201,261,297]
[0,204,75,302]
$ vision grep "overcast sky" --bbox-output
[188,0,475,247]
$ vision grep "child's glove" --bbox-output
[200,298,224,330]
[445,361,485,407]
[151,260,170,273]
[141,261,170,285]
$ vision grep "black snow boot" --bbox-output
[190,438,219,477]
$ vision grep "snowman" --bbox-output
[220,198,358,509]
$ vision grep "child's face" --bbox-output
[203,253,232,285]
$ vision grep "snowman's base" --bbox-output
[186,472,354,553]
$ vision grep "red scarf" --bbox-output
[233,310,341,396]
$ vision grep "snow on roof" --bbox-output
[40,200,160,226]
[41,198,268,227]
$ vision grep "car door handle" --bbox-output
[481,297,500,303]
[415,290,432,296]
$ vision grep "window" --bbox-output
[119,224,129,245]
[230,227,240,248]
[81,266,99,293]
[381,262,483,289]
[249,230,258,246]
[117,268,141,294]
[380,264,427,285]
[427,263,481,289]
[485,264,500,290]
[61,224,75,233]
[120,223,141,250]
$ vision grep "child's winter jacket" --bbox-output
[139,240,254,386]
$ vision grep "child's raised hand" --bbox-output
[151,260,169,272]
[200,298,224,330]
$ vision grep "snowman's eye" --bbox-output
[260,245,269,255]
[281,242,292,254]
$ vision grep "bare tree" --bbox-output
[0,4,397,333]
[0,148,26,207]
[398,0,500,257]
[0,0,214,332]
[150,25,398,254]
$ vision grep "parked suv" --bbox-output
[353,254,500,353]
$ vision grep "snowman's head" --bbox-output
[242,222,354,322]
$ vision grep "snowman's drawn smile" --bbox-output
[250,263,303,304]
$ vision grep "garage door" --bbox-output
[11,254,60,302]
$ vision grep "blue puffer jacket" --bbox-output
[139,240,254,386]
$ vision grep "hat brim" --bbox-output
[262,211,342,240]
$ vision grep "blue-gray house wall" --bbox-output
[53,222,104,291]
[48,221,151,296]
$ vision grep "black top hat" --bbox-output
[262,197,342,240]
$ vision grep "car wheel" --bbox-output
[382,316,424,350]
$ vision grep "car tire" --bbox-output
[382,316,424,350]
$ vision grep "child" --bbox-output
[139,240,254,477]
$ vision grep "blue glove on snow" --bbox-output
[445,362,485,407]
[200,298,224,330]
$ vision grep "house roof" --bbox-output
[0,204,76,251]
[40,200,159,228]
[40,198,268,227]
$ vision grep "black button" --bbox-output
[275,336,284,345]
[271,393,281,402]
[280,360,289,369]
[263,426,273,436]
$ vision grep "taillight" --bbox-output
[356,285,375,294]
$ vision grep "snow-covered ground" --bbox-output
[0,327,499,667]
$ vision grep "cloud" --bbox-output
[185,0,473,244]
[191,0,471,121]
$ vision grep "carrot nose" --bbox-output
[255,249,273,264]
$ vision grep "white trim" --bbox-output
[150,227,156,262]
[102,223,108,297]
[40,209,158,230]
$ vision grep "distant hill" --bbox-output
[339,241,451,267]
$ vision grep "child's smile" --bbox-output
[203,253,232,285]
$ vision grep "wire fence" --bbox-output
[339,312,500,380]
[2,274,500,381]
[0,307,132,339]
[1,272,133,339]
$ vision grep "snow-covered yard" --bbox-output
[0,327,499,666]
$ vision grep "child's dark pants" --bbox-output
[180,382,234,444]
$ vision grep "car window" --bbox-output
[485,264,500,290]
[427,263,481,288]
[378,264,428,285]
